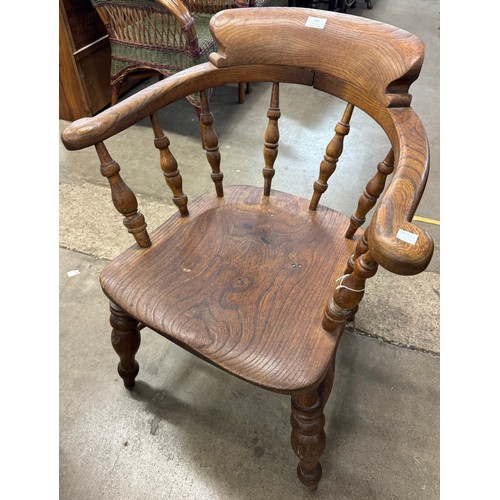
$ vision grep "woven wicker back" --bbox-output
[93,1,186,50]
[185,0,243,14]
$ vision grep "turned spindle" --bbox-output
[344,230,369,276]
[110,301,141,390]
[309,103,354,211]
[345,149,395,238]
[263,82,280,196]
[150,113,189,216]
[200,90,223,197]
[343,231,370,321]
[322,249,378,335]
[95,142,151,247]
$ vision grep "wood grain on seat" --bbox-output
[101,185,360,393]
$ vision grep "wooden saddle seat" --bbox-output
[101,185,360,392]
[62,7,434,490]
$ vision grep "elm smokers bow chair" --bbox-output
[89,0,284,108]
[61,7,434,490]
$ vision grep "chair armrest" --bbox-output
[368,107,434,276]
[153,0,200,54]
[60,64,214,151]
[154,0,192,26]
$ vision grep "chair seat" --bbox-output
[100,185,361,393]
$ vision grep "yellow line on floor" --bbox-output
[413,215,440,226]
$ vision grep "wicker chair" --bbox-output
[90,0,284,108]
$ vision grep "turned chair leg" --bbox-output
[290,360,335,490]
[291,391,326,489]
[109,301,141,389]
[238,82,245,104]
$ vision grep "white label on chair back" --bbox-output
[305,17,327,30]
[396,229,419,245]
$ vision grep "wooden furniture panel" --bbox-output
[59,0,135,120]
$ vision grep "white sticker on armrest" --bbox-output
[305,17,327,29]
[396,229,418,245]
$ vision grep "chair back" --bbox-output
[62,7,434,276]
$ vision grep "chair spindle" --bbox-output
[263,82,281,196]
[95,142,151,247]
[345,149,395,239]
[309,103,354,211]
[150,113,189,216]
[343,230,370,321]
[200,90,224,197]
[322,248,378,336]
[344,231,369,276]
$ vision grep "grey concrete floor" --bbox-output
[59,0,439,498]
[60,248,439,500]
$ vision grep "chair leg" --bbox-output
[291,391,326,489]
[318,359,336,408]
[238,82,245,104]
[109,301,141,389]
[290,359,335,490]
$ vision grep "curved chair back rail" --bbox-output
[209,7,424,108]
[62,7,433,275]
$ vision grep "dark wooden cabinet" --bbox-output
[59,0,113,121]
[59,0,139,120]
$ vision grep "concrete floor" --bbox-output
[59,0,439,498]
